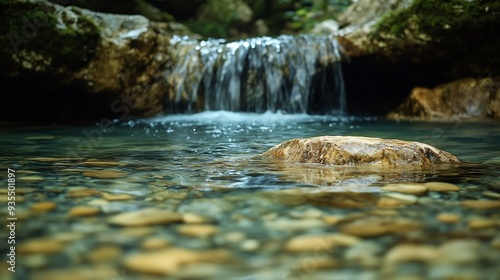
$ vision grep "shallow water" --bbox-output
[1,112,499,280]
[4,112,499,189]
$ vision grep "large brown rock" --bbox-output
[262,136,461,167]
[331,0,500,119]
[335,0,500,77]
[388,77,500,121]
[335,0,421,60]
[0,0,181,120]
[327,0,500,119]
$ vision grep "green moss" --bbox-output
[184,21,230,39]
[375,0,500,41]
[0,0,100,71]
[372,0,500,77]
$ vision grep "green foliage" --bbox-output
[282,0,350,33]
[185,0,245,39]
[188,0,351,37]
[206,0,238,23]
[184,21,230,38]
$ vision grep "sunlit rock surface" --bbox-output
[263,136,461,167]
[388,77,500,121]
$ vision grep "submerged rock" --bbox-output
[262,136,461,167]
[124,248,233,275]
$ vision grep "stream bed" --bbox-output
[1,111,499,280]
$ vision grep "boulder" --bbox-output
[310,20,339,36]
[262,136,461,167]
[337,0,411,28]
[54,0,175,23]
[0,0,177,120]
[334,0,500,119]
[388,77,500,121]
[335,0,500,77]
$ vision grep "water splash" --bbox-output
[166,34,346,115]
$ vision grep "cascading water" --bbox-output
[166,34,346,115]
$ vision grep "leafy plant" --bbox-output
[282,0,350,33]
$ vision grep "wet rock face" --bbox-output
[334,0,500,120]
[0,0,172,120]
[262,136,461,167]
[337,0,499,57]
[388,77,500,121]
[336,0,500,77]
[335,0,421,60]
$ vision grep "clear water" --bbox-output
[4,112,498,190]
[1,112,499,279]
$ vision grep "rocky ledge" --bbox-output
[0,0,193,121]
[334,0,500,121]
[336,0,500,75]
[388,77,500,121]
[263,136,461,167]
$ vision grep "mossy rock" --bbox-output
[376,0,499,39]
[0,0,173,121]
[338,0,500,78]
[373,0,500,66]
[0,0,100,73]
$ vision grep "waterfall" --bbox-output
[166,34,346,115]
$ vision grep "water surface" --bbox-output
[1,112,499,280]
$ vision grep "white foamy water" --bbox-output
[166,34,346,114]
[142,111,366,126]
